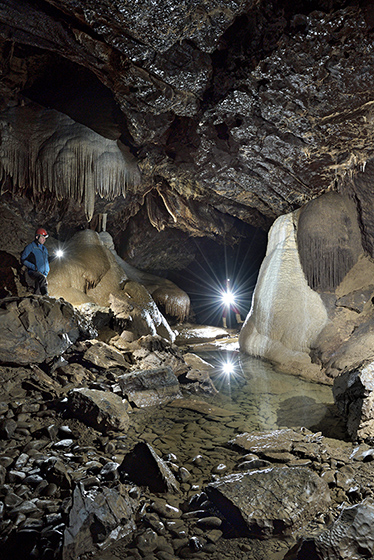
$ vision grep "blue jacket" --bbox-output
[21,240,50,276]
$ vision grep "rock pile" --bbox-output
[1,296,374,560]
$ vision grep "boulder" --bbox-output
[206,466,330,538]
[291,499,374,560]
[333,360,374,442]
[65,388,130,433]
[0,296,96,365]
[118,366,182,407]
[63,483,138,560]
[119,442,180,494]
[229,428,311,454]
[83,340,131,370]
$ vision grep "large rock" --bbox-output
[63,483,138,560]
[83,340,131,370]
[119,442,180,494]
[229,428,310,454]
[292,499,374,560]
[0,296,95,365]
[49,230,177,342]
[118,366,182,407]
[65,388,130,434]
[206,466,331,539]
[333,360,374,442]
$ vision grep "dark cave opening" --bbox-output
[167,228,267,327]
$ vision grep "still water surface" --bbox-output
[128,350,347,470]
[195,350,346,440]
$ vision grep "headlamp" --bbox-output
[222,289,236,307]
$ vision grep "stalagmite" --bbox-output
[99,231,191,322]
[239,211,329,380]
[48,229,180,341]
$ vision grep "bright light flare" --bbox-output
[55,249,64,258]
[221,289,236,307]
[222,360,235,376]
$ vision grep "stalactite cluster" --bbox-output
[0,102,140,221]
[297,192,363,292]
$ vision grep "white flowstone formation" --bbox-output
[48,229,176,342]
[239,211,329,379]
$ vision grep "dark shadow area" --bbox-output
[277,396,349,440]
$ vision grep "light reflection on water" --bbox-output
[195,350,347,440]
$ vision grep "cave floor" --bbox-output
[86,345,348,560]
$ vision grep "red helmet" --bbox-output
[35,227,48,238]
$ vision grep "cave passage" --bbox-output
[168,229,267,327]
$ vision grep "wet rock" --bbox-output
[83,340,131,370]
[150,499,182,520]
[336,287,374,314]
[206,467,331,538]
[229,427,319,455]
[136,528,159,553]
[0,296,95,365]
[143,512,166,535]
[165,519,188,538]
[118,366,182,407]
[196,516,222,529]
[119,442,180,494]
[63,482,138,560]
[333,360,374,442]
[178,467,191,483]
[55,362,94,386]
[292,499,374,560]
[100,461,120,481]
[237,458,272,470]
[65,387,130,433]
[41,457,72,489]
[0,419,17,439]
[168,398,232,417]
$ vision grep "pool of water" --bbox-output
[195,350,347,440]
[125,349,347,474]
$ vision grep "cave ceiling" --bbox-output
[1,0,374,267]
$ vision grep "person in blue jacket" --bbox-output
[21,227,50,295]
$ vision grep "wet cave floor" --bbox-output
[88,344,348,560]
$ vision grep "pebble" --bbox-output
[136,528,159,553]
[165,520,188,538]
[196,516,222,529]
[205,529,223,543]
[211,463,227,474]
[151,500,182,519]
[179,467,191,482]
[191,455,205,467]
[143,512,166,535]
[0,457,14,468]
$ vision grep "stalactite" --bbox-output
[0,102,141,221]
[297,192,363,292]
[297,237,355,291]
[146,192,169,231]
[151,286,190,323]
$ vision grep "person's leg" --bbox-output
[232,305,243,324]
[27,270,39,294]
[28,271,48,295]
[222,307,228,328]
